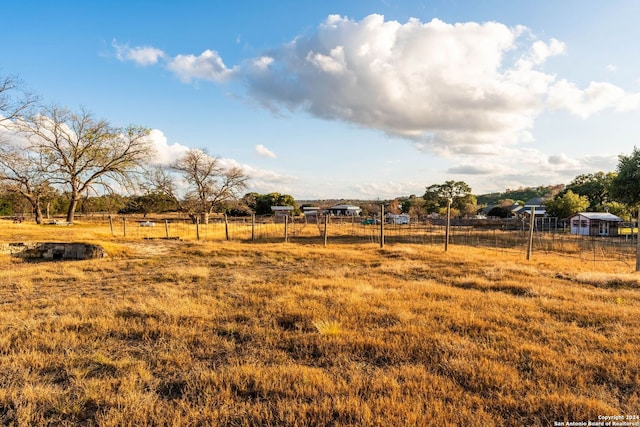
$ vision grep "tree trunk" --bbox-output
[34,199,44,225]
[66,196,79,223]
[201,212,209,224]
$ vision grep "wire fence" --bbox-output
[55,213,638,268]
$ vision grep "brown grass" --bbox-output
[0,221,639,425]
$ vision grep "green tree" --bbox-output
[610,147,640,271]
[245,192,299,216]
[423,180,475,216]
[544,190,589,218]
[564,171,615,211]
[400,195,427,217]
[610,147,640,208]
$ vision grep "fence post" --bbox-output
[251,214,255,241]
[109,215,114,236]
[323,214,329,247]
[526,206,535,260]
[165,219,169,239]
[445,198,452,251]
[225,214,229,241]
[284,215,289,243]
[380,204,385,248]
[196,217,200,241]
[123,217,126,237]
[636,208,640,272]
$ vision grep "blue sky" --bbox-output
[2,0,640,199]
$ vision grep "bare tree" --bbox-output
[16,105,154,223]
[0,143,53,223]
[149,149,249,223]
[0,74,38,126]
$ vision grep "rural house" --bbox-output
[271,206,294,222]
[325,204,362,216]
[568,212,622,236]
[516,197,547,218]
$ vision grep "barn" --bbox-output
[568,212,622,236]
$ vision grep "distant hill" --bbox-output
[476,184,564,206]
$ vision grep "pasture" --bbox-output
[0,220,639,425]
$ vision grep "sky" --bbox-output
[2,0,640,200]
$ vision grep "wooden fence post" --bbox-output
[636,207,640,272]
[225,214,229,241]
[108,215,114,237]
[196,217,200,241]
[284,215,289,243]
[123,217,126,237]
[445,198,452,252]
[380,204,385,248]
[526,206,536,260]
[165,219,169,239]
[323,214,329,247]
[251,214,255,241]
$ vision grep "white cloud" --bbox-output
[240,15,561,153]
[452,148,618,194]
[447,165,495,175]
[349,181,424,199]
[114,14,640,157]
[547,80,640,118]
[218,157,298,186]
[167,50,236,83]
[255,144,277,158]
[112,39,165,66]
[147,129,190,165]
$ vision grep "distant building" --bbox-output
[271,206,294,222]
[386,213,410,224]
[302,207,320,223]
[568,212,622,236]
[325,204,362,216]
[302,207,320,216]
[516,198,547,217]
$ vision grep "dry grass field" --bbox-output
[0,221,639,426]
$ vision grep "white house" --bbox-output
[326,204,362,216]
[568,212,622,236]
[386,213,410,224]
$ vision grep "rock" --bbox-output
[6,242,105,260]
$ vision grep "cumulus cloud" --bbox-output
[255,144,277,158]
[216,157,299,195]
[112,39,165,66]
[239,15,563,154]
[114,14,640,155]
[167,50,237,83]
[147,129,190,165]
[547,80,640,118]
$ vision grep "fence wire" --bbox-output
[74,214,638,267]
